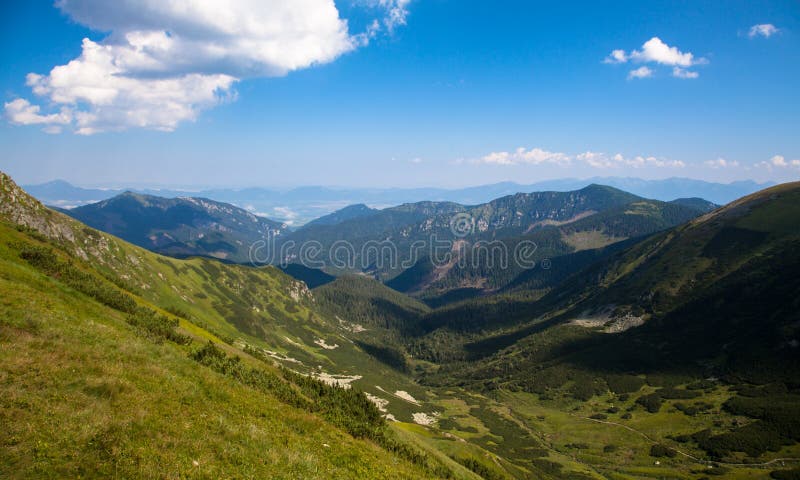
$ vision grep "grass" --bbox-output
[0,220,442,479]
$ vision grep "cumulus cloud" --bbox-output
[606,37,704,79]
[749,24,780,38]
[628,66,653,80]
[578,152,685,169]
[475,148,684,170]
[478,147,570,166]
[705,158,739,168]
[6,0,407,134]
[756,155,800,170]
[631,37,701,67]
[4,98,72,133]
[603,49,628,64]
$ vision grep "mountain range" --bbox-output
[4,169,800,479]
[59,185,714,301]
[25,177,768,225]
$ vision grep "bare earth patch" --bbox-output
[412,412,440,426]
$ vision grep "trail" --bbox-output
[504,410,610,480]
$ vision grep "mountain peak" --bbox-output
[303,203,378,228]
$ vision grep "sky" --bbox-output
[1,0,799,188]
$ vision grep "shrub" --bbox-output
[605,374,646,394]
[649,444,677,458]
[658,387,700,400]
[532,459,562,475]
[636,393,663,413]
[126,309,191,345]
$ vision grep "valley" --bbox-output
[3,170,800,478]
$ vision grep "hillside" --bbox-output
[421,182,800,467]
[64,192,287,263]
[285,185,693,290]
[0,171,473,479]
[389,196,703,303]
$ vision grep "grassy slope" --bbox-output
[1,171,476,479]
[0,223,435,479]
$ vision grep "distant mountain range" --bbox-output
[58,184,715,296]
[285,185,711,297]
[24,177,770,225]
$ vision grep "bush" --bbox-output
[605,374,646,394]
[532,459,562,475]
[649,444,677,458]
[589,413,608,420]
[636,393,663,413]
[570,376,606,401]
[126,309,191,345]
[658,387,701,400]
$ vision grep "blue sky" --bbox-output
[1,0,799,187]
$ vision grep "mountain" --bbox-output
[287,185,704,303]
[24,177,756,225]
[303,204,379,227]
[5,169,800,478]
[423,182,800,403]
[64,192,287,263]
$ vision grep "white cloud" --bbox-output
[576,151,613,168]
[595,153,685,169]
[604,49,628,64]
[672,67,699,79]
[628,66,653,80]
[607,37,705,79]
[631,37,701,67]
[749,24,780,38]
[375,0,411,33]
[756,155,800,171]
[409,157,423,164]
[705,158,739,168]
[7,0,407,134]
[476,149,684,170]
[575,152,685,169]
[4,98,72,130]
[478,147,570,166]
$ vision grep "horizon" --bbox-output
[21,174,780,192]
[1,1,799,187]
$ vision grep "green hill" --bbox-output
[0,171,462,479]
